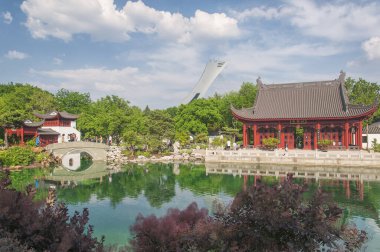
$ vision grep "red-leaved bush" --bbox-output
[0,169,104,252]
[130,175,367,252]
[130,202,211,252]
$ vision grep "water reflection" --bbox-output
[61,151,93,171]
[26,162,380,247]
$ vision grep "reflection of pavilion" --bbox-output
[205,163,380,201]
[205,163,380,182]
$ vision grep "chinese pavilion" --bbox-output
[231,72,378,150]
[5,111,80,147]
[34,111,81,144]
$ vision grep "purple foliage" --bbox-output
[130,175,366,252]
[0,169,104,251]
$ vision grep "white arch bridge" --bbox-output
[46,142,109,161]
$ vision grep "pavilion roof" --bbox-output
[23,120,44,127]
[232,72,378,121]
[34,111,79,120]
[38,128,60,135]
[367,123,380,134]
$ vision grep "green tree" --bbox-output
[175,98,223,135]
[55,89,91,114]
[345,77,380,123]
[0,84,56,146]
[77,95,133,143]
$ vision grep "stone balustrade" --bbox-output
[205,149,380,167]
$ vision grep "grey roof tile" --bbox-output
[232,74,377,121]
[34,111,79,120]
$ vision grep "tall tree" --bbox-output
[0,84,56,146]
[77,95,133,143]
[345,77,380,123]
[55,89,91,114]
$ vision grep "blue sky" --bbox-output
[1,0,380,108]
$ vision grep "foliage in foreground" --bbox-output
[0,146,36,166]
[130,175,366,252]
[0,170,104,251]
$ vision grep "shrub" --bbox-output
[130,175,366,252]
[214,175,343,251]
[0,170,105,251]
[35,152,49,163]
[0,146,36,166]
[0,139,4,146]
[135,151,151,158]
[130,202,210,252]
[318,139,333,150]
[262,137,280,150]
[211,136,226,148]
[195,133,208,144]
[26,137,36,147]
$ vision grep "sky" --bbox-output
[1,0,380,109]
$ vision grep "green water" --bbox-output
[12,163,380,250]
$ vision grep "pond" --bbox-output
[11,162,380,250]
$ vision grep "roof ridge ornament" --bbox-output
[338,70,346,83]
[256,76,264,89]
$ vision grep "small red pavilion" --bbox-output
[5,120,59,146]
[5,111,80,147]
[231,72,378,150]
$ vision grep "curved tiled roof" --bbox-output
[34,111,79,120]
[23,121,44,127]
[38,128,60,135]
[232,73,377,121]
[367,123,380,134]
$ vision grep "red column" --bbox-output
[277,123,283,148]
[358,120,363,149]
[256,126,260,147]
[344,121,349,150]
[243,124,247,147]
[253,124,257,148]
[246,125,249,147]
[355,127,358,146]
[21,128,24,145]
[315,122,320,150]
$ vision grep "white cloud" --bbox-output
[2,11,13,24]
[53,57,62,65]
[235,0,380,42]
[30,64,195,107]
[223,42,341,75]
[21,0,240,43]
[5,50,29,60]
[362,37,380,60]
[232,6,288,21]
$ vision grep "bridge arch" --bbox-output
[46,142,109,161]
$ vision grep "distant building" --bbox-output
[5,111,80,147]
[231,71,378,150]
[362,122,380,149]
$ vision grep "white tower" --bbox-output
[182,60,226,104]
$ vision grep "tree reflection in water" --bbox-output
[11,162,380,247]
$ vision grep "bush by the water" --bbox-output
[130,175,366,252]
[318,139,333,150]
[0,170,104,251]
[262,137,280,150]
[0,146,35,166]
